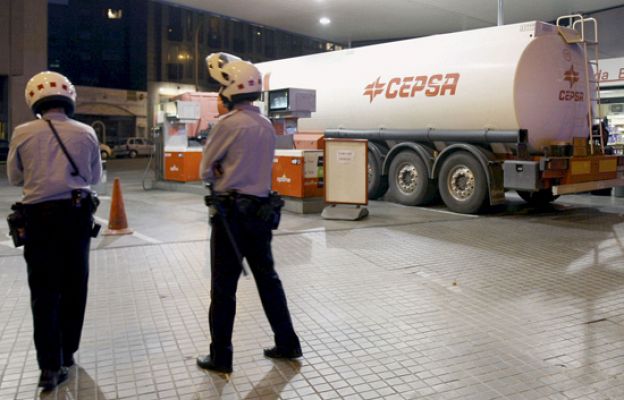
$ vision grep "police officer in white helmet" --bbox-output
[197,53,302,374]
[7,71,102,391]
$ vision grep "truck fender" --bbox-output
[432,144,505,206]
[382,142,435,178]
[368,141,389,167]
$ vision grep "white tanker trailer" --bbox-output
[257,15,624,214]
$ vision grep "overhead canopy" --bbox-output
[166,0,624,44]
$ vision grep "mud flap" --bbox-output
[487,161,506,206]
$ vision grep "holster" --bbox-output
[7,203,26,247]
[71,189,101,237]
[257,191,284,230]
[71,189,100,213]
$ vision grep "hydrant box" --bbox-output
[164,149,203,182]
[272,150,324,198]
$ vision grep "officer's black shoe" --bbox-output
[38,367,69,391]
[196,355,233,374]
[63,355,75,368]
[263,346,303,359]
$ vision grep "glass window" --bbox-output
[208,16,221,48]
[102,49,122,61]
[232,21,245,53]
[167,7,183,42]
[107,9,123,20]
[167,63,183,81]
[223,20,232,51]
[197,16,205,44]
[265,29,275,58]
[185,12,194,42]
[251,25,264,55]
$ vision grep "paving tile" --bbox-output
[2,182,624,399]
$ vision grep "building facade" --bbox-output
[48,0,148,92]
[43,0,343,143]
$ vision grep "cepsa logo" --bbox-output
[559,65,583,102]
[363,73,460,103]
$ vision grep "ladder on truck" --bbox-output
[556,14,605,155]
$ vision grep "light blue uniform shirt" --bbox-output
[200,103,276,197]
[7,111,102,204]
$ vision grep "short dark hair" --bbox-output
[230,92,261,104]
[220,92,261,111]
[32,96,74,116]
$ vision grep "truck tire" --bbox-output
[438,152,488,214]
[368,149,388,199]
[129,150,138,158]
[388,150,436,206]
[517,190,559,206]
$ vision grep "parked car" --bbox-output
[100,143,113,160]
[0,139,8,162]
[112,137,155,158]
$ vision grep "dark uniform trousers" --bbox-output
[23,200,93,371]
[209,198,299,368]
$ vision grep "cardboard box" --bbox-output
[572,137,589,157]
[294,133,324,150]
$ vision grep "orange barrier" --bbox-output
[103,177,133,236]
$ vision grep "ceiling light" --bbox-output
[319,17,331,25]
[107,9,123,19]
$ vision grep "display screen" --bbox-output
[269,89,289,111]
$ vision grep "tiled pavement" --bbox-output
[2,161,624,399]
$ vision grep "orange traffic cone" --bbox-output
[103,177,133,236]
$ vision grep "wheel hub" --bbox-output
[397,164,418,194]
[448,166,475,201]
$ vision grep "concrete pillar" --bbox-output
[0,0,47,137]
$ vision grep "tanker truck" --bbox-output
[257,15,624,214]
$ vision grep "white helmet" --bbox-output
[25,71,76,116]
[206,52,262,101]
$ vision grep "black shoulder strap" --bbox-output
[45,119,87,183]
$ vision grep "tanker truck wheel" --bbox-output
[368,150,388,199]
[517,190,559,206]
[438,152,488,214]
[388,151,437,206]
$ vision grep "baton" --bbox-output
[206,184,252,277]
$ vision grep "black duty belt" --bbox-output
[24,198,90,212]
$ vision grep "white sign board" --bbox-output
[324,139,368,205]
[598,57,624,87]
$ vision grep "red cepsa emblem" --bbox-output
[363,73,460,103]
[559,65,583,102]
